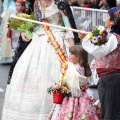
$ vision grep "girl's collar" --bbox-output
[70,63,85,76]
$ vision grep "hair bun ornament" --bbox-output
[114,10,120,23]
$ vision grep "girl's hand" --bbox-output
[21,32,30,42]
[78,30,88,40]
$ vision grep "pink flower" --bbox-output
[51,86,56,90]
[97,35,102,41]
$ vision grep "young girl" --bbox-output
[48,45,101,120]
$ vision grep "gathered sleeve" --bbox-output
[60,11,74,39]
[82,33,118,58]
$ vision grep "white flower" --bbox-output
[91,36,98,43]
[97,25,105,30]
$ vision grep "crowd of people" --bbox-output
[0,0,120,120]
[69,0,118,10]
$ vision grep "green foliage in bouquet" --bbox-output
[8,13,36,39]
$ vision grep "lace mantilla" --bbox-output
[38,0,59,18]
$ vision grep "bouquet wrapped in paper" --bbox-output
[89,25,109,46]
[8,13,36,39]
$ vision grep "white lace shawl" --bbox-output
[64,62,88,96]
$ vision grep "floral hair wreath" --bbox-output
[114,10,120,23]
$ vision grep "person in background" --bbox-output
[106,0,116,8]
[116,0,120,6]
[98,0,109,10]
[0,0,3,60]
[68,0,80,6]
[0,0,16,64]
[83,0,91,8]
[7,0,27,50]
[7,0,35,84]
[0,0,3,22]
[89,0,99,8]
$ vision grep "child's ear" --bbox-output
[110,20,114,26]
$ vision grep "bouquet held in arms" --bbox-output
[8,13,35,39]
[89,25,109,46]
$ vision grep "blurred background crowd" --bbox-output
[69,0,119,10]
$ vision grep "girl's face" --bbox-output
[105,13,114,29]
[16,2,23,13]
[68,52,79,64]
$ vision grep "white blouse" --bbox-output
[82,33,118,58]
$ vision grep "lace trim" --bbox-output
[38,0,59,18]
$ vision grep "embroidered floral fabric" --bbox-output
[48,63,101,120]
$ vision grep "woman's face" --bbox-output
[16,2,24,13]
[105,13,114,29]
[68,52,79,64]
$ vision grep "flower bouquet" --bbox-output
[47,82,71,104]
[89,25,108,46]
[8,13,36,39]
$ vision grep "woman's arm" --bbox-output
[61,11,74,46]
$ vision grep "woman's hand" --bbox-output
[21,32,30,42]
[78,30,89,40]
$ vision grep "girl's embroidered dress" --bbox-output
[1,0,73,120]
[48,62,101,120]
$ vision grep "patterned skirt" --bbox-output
[48,91,101,120]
